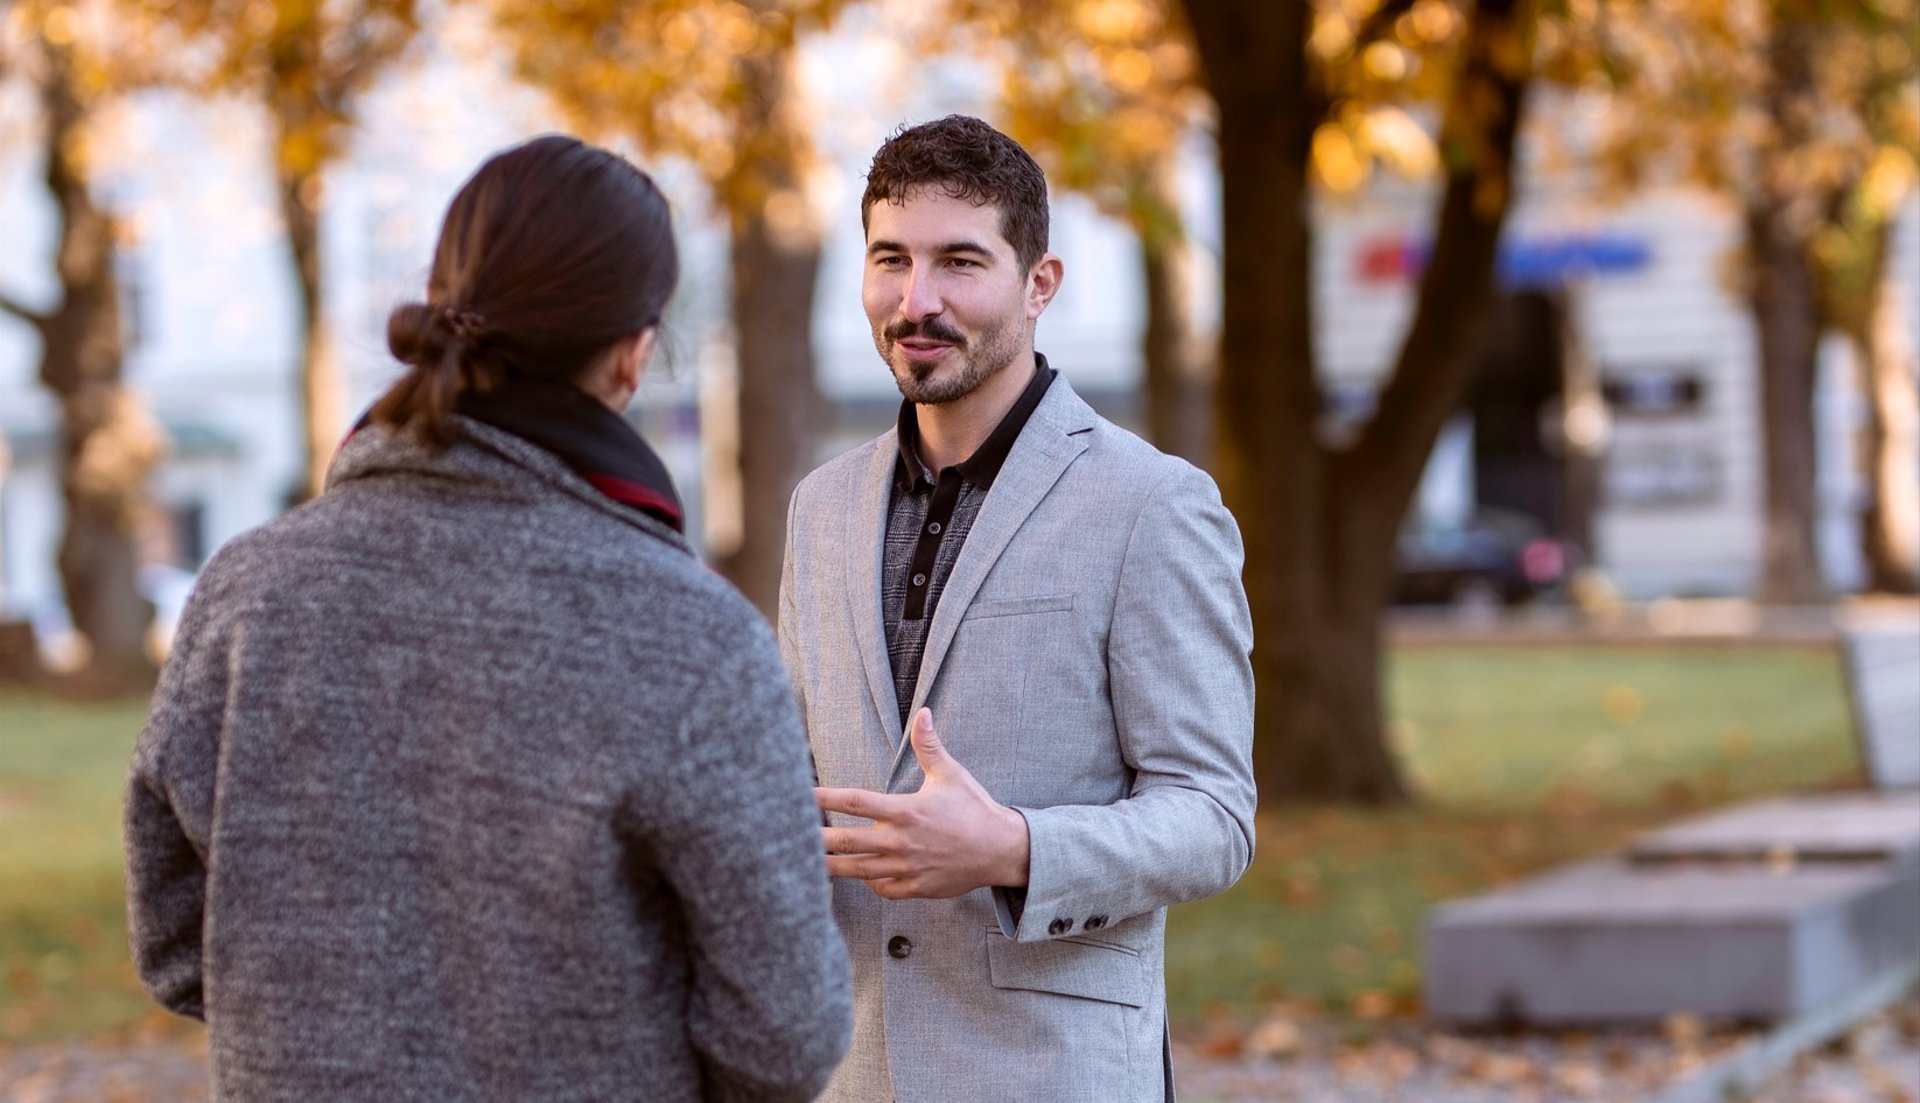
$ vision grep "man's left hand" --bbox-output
[815,708,1031,900]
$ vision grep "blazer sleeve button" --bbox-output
[1047,917,1073,936]
[1084,915,1108,930]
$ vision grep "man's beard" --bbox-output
[876,314,1023,406]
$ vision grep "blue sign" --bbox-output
[1499,234,1652,288]
[1360,232,1654,288]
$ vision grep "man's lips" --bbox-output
[897,339,956,362]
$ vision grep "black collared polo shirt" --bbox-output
[880,356,1056,729]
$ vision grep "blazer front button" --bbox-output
[1047,917,1073,936]
[887,936,912,959]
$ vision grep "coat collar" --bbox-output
[327,417,694,556]
[456,377,684,532]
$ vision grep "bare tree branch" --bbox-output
[1351,0,1420,58]
[1348,0,1529,485]
[1309,0,1420,123]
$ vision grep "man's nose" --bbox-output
[900,268,942,320]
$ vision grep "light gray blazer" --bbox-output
[779,374,1256,1103]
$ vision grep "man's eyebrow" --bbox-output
[865,239,997,258]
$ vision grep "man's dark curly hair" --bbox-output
[861,115,1050,272]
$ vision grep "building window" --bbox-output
[145,500,207,570]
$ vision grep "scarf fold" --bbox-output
[455,378,685,533]
[350,378,685,533]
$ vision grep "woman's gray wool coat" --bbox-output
[124,418,853,1102]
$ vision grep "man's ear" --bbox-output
[1027,253,1064,320]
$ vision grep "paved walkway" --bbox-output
[1175,996,1920,1102]
[0,1038,208,1103]
[4,998,1914,1102]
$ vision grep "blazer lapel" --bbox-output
[888,381,1095,783]
[846,438,905,756]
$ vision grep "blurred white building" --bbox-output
[2,20,1916,646]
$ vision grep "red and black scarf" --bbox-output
[352,379,684,532]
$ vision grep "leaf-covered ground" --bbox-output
[4,996,1915,1101]
[0,643,1879,1099]
[1173,994,1920,1102]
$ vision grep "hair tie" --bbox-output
[442,307,487,342]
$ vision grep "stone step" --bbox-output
[1628,791,1920,868]
[1424,856,1920,1025]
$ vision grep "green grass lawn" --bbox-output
[1165,643,1860,1025]
[0,644,1860,1044]
[0,692,161,1045]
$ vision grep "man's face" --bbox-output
[863,188,1036,406]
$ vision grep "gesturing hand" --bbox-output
[815,708,1031,900]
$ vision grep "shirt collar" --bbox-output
[893,354,1057,493]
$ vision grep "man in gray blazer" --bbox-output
[779,115,1256,1103]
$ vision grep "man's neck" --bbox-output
[913,354,1039,472]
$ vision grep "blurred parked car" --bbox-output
[1393,509,1577,607]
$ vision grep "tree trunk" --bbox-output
[1746,14,1828,604]
[33,40,162,688]
[1189,0,1530,804]
[722,211,822,617]
[1137,163,1209,467]
[1746,199,1827,603]
[711,47,823,617]
[276,155,343,503]
[1851,231,1920,593]
[1187,0,1348,803]
[1556,294,1605,560]
[262,1,348,507]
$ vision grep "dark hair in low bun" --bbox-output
[372,134,680,446]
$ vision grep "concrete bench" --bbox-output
[1424,614,1920,1028]
[1425,792,1920,1026]
[1628,791,1920,868]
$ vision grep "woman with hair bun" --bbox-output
[123,135,852,1102]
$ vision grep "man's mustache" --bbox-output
[884,319,967,347]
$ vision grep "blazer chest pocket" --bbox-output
[984,928,1146,1008]
[963,594,1074,621]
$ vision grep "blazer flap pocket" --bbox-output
[985,929,1146,1008]
[964,594,1074,621]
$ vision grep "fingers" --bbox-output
[867,878,914,900]
[821,825,896,854]
[825,853,911,881]
[908,708,947,774]
[814,786,909,820]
